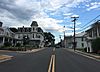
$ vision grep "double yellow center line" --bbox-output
[48,48,55,72]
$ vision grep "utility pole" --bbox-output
[71,16,79,51]
[63,26,66,48]
[59,35,62,47]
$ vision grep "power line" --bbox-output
[81,15,100,28]
[77,15,100,32]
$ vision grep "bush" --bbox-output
[92,38,100,53]
[16,43,21,47]
[4,42,12,47]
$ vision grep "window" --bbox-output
[93,28,97,37]
[36,34,40,38]
[33,28,34,31]
[81,43,84,47]
[18,35,20,38]
[33,34,34,38]
[89,31,92,37]
[29,28,31,32]
[26,28,29,32]
[81,37,84,41]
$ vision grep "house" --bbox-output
[0,21,44,48]
[75,32,87,49]
[85,20,100,52]
[0,22,16,46]
[64,32,87,49]
[12,21,44,47]
[64,36,73,48]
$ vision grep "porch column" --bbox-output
[86,41,89,52]
[92,30,94,38]
[3,37,5,44]
[89,42,92,52]
[97,26,99,37]
[11,39,14,46]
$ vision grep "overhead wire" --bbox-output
[77,15,100,32]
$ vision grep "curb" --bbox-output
[65,49,100,61]
[0,55,14,63]
[75,50,100,60]
[16,48,45,53]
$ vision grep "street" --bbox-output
[0,48,100,72]
[0,48,53,72]
[56,48,100,72]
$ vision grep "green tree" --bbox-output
[92,38,100,53]
[44,32,55,47]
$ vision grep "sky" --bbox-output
[0,0,100,43]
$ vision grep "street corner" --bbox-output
[0,55,14,62]
[31,48,45,52]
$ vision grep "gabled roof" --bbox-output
[9,28,18,32]
[75,32,86,37]
[31,21,38,26]
[37,27,43,32]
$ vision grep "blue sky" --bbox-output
[0,0,100,43]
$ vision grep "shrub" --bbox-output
[4,42,12,47]
[92,38,100,53]
[16,43,21,47]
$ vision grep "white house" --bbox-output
[64,32,87,49]
[75,32,87,49]
[0,21,44,48]
[0,22,16,46]
[85,20,100,52]
[64,36,73,48]
[15,21,44,47]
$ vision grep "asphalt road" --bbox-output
[0,48,100,72]
[0,48,53,72]
[55,48,100,72]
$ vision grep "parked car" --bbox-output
[56,45,60,48]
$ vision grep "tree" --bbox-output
[44,32,55,47]
[92,38,100,53]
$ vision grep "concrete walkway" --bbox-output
[75,50,100,59]
[65,48,100,61]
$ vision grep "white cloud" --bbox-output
[32,17,63,32]
[86,2,100,11]
[71,14,79,18]
[0,0,92,39]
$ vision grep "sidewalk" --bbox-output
[75,50,100,59]
[66,48,100,60]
